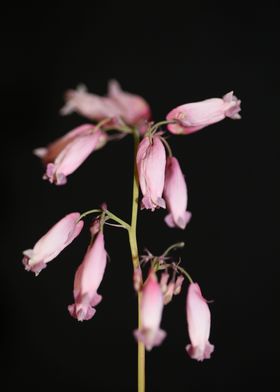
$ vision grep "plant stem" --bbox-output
[79,209,101,220]
[105,210,130,230]
[127,128,145,392]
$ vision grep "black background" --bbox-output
[1,3,279,391]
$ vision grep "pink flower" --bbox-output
[134,271,166,350]
[136,135,166,211]
[68,232,107,321]
[43,129,103,185]
[108,80,151,125]
[186,283,214,361]
[34,124,107,165]
[166,91,241,134]
[60,84,123,121]
[60,81,151,126]
[22,213,84,275]
[164,157,191,229]
[174,275,184,295]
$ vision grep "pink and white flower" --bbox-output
[108,80,151,125]
[186,283,214,361]
[60,84,123,121]
[68,232,107,321]
[34,124,107,164]
[136,135,166,211]
[43,129,103,185]
[60,81,151,126]
[166,91,241,134]
[164,156,191,229]
[22,213,84,275]
[134,271,166,350]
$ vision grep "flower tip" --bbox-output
[157,197,166,209]
[186,342,214,361]
[134,328,166,351]
[33,147,47,158]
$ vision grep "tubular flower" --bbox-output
[134,271,166,350]
[43,129,104,185]
[60,84,123,121]
[22,213,84,275]
[60,81,151,126]
[166,91,241,134]
[68,232,107,321]
[108,80,151,125]
[164,156,191,229]
[186,283,214,361]
[34,124,107,164]
[136,135,166,211]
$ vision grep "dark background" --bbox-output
[1,3,279,391]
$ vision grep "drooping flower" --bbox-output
[43,129,104,185]
[136,135,166,211]
[22,213,84,275]
[68,231,107,321]
[134,270,166,350]
[34,124,107,165]
[60,81,151,126]
[60,84,123,121]
[164,156,191,229]
[108,80,151,125]
[166,91,241,134]
[186,283,214,361]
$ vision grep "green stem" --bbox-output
[160,136,173,157]
[127,128,145,392]
[162,242,185,257]
[176,265,193,283]
[79,209,101,220]
[105,210,130,230]
[150,119,176,135]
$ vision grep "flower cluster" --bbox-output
[22,80,241,361]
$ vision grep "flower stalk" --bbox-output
[127,128,145,392]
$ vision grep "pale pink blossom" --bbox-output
[134,271,166,350]
[60,81,151,126]
[68,232,107,321]
[166,91,241,134]
[43,130,103,185]
[163,281,175,305]
[164,157,191,229]
[136,135,166,211]
[34,124,107,164]
[108,80,151,125]
[186,283,214,361]
[174,275,184,295]
[60,84,123,121]
[22,213,84,275]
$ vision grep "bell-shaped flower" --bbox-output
[136,135,166,211]
[164,156,191,229]
[186,283,214,361]
[43,130,103,185]
[60,81,151,126]
[68,232,107,321]
[60,84,123,121]
[166,91,241,134]
[108,80,151,125]
[134,271,166,350]
[22,213,84,275]
[34,124,107,165]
